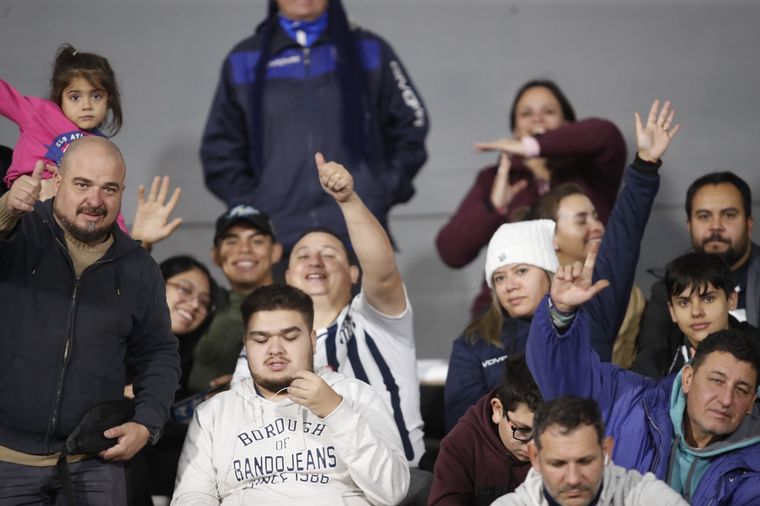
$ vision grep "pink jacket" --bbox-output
[1,79,128,232]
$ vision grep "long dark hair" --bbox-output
[509,79,576,132]
[49,43,123,135]
[249,0,371,170]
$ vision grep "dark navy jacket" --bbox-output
[0,199,180,454]
[445,159,660,431]
[201,22,428,251]
[527,300,760,505]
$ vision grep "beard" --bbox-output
[699,232,750,267]
[251,353,314,397]
[53,202,112,245]
[253,375,294,397]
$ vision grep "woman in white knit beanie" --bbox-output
[444,219,558,430]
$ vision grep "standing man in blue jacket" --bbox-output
[200,0,428,255]
[0,137,180,503]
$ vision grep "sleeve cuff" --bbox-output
[521,136,541,157]
[0,193,21,232]
[631,154,662,174]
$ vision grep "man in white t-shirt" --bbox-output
[234,153,425,468]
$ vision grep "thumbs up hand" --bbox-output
[315,152,354,203]
[6,161,53,216]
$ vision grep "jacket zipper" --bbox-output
[302,45,319,226]
[44,237,115,453]
[643,401,663,474]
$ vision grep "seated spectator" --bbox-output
[637,171,759,359]
[172,284,409,505]
[444,98,677,431]
[234,153,426,469]
[429,354,541,505]
[527,243,760,504]
[633,252,760,378]
[491,396,687,506]
[523,183,645,368]
[436,79,626,318]
[146,256,217,497]
[444,218,558,432]
[188,204,282,393]
[128,175,282,396]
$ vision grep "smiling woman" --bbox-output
[436,79,626,319]
[130,255,218,499]
[524,183,645,369]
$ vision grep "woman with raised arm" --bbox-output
[436,79,626,317]
[444,100,679,431]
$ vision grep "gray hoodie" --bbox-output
[490,462,687,506]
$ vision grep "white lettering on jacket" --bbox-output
[389,61,425,127]
[268,55,301,68]
[481,355,508,368]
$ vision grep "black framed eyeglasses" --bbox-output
[506,413,533,442]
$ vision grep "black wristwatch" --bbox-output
[147,425,163,445]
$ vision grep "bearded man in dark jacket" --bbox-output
[0,137,180,504]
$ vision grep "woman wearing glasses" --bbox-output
[127,256,218,504]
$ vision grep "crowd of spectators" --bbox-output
[1,0,759,505]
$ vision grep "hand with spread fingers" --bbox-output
[288,370,343,419]
[131,175,183,250]
[98,422,150,461]
[635,99,681,163]
[315,152,354,203]
[5,161,52,216]
[550,241,610,314]
[489,152,529,214]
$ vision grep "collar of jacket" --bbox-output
[277,11,328,48]
[35,198,141,262]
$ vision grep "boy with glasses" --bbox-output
[429,354,541,505]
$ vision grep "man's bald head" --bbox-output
[53,136,126,244]
[59,136,126,180]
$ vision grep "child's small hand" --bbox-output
[6,161,51,215]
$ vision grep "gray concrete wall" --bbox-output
[2,0,759,359]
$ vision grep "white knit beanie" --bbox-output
[485,220,559,288]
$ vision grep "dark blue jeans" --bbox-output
[0,458,126,505]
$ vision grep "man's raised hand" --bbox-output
[131,175,183,249]
[550,241,610,314]
[315,152,354,203]
[635,99,680,163]
[6,161,51,216]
